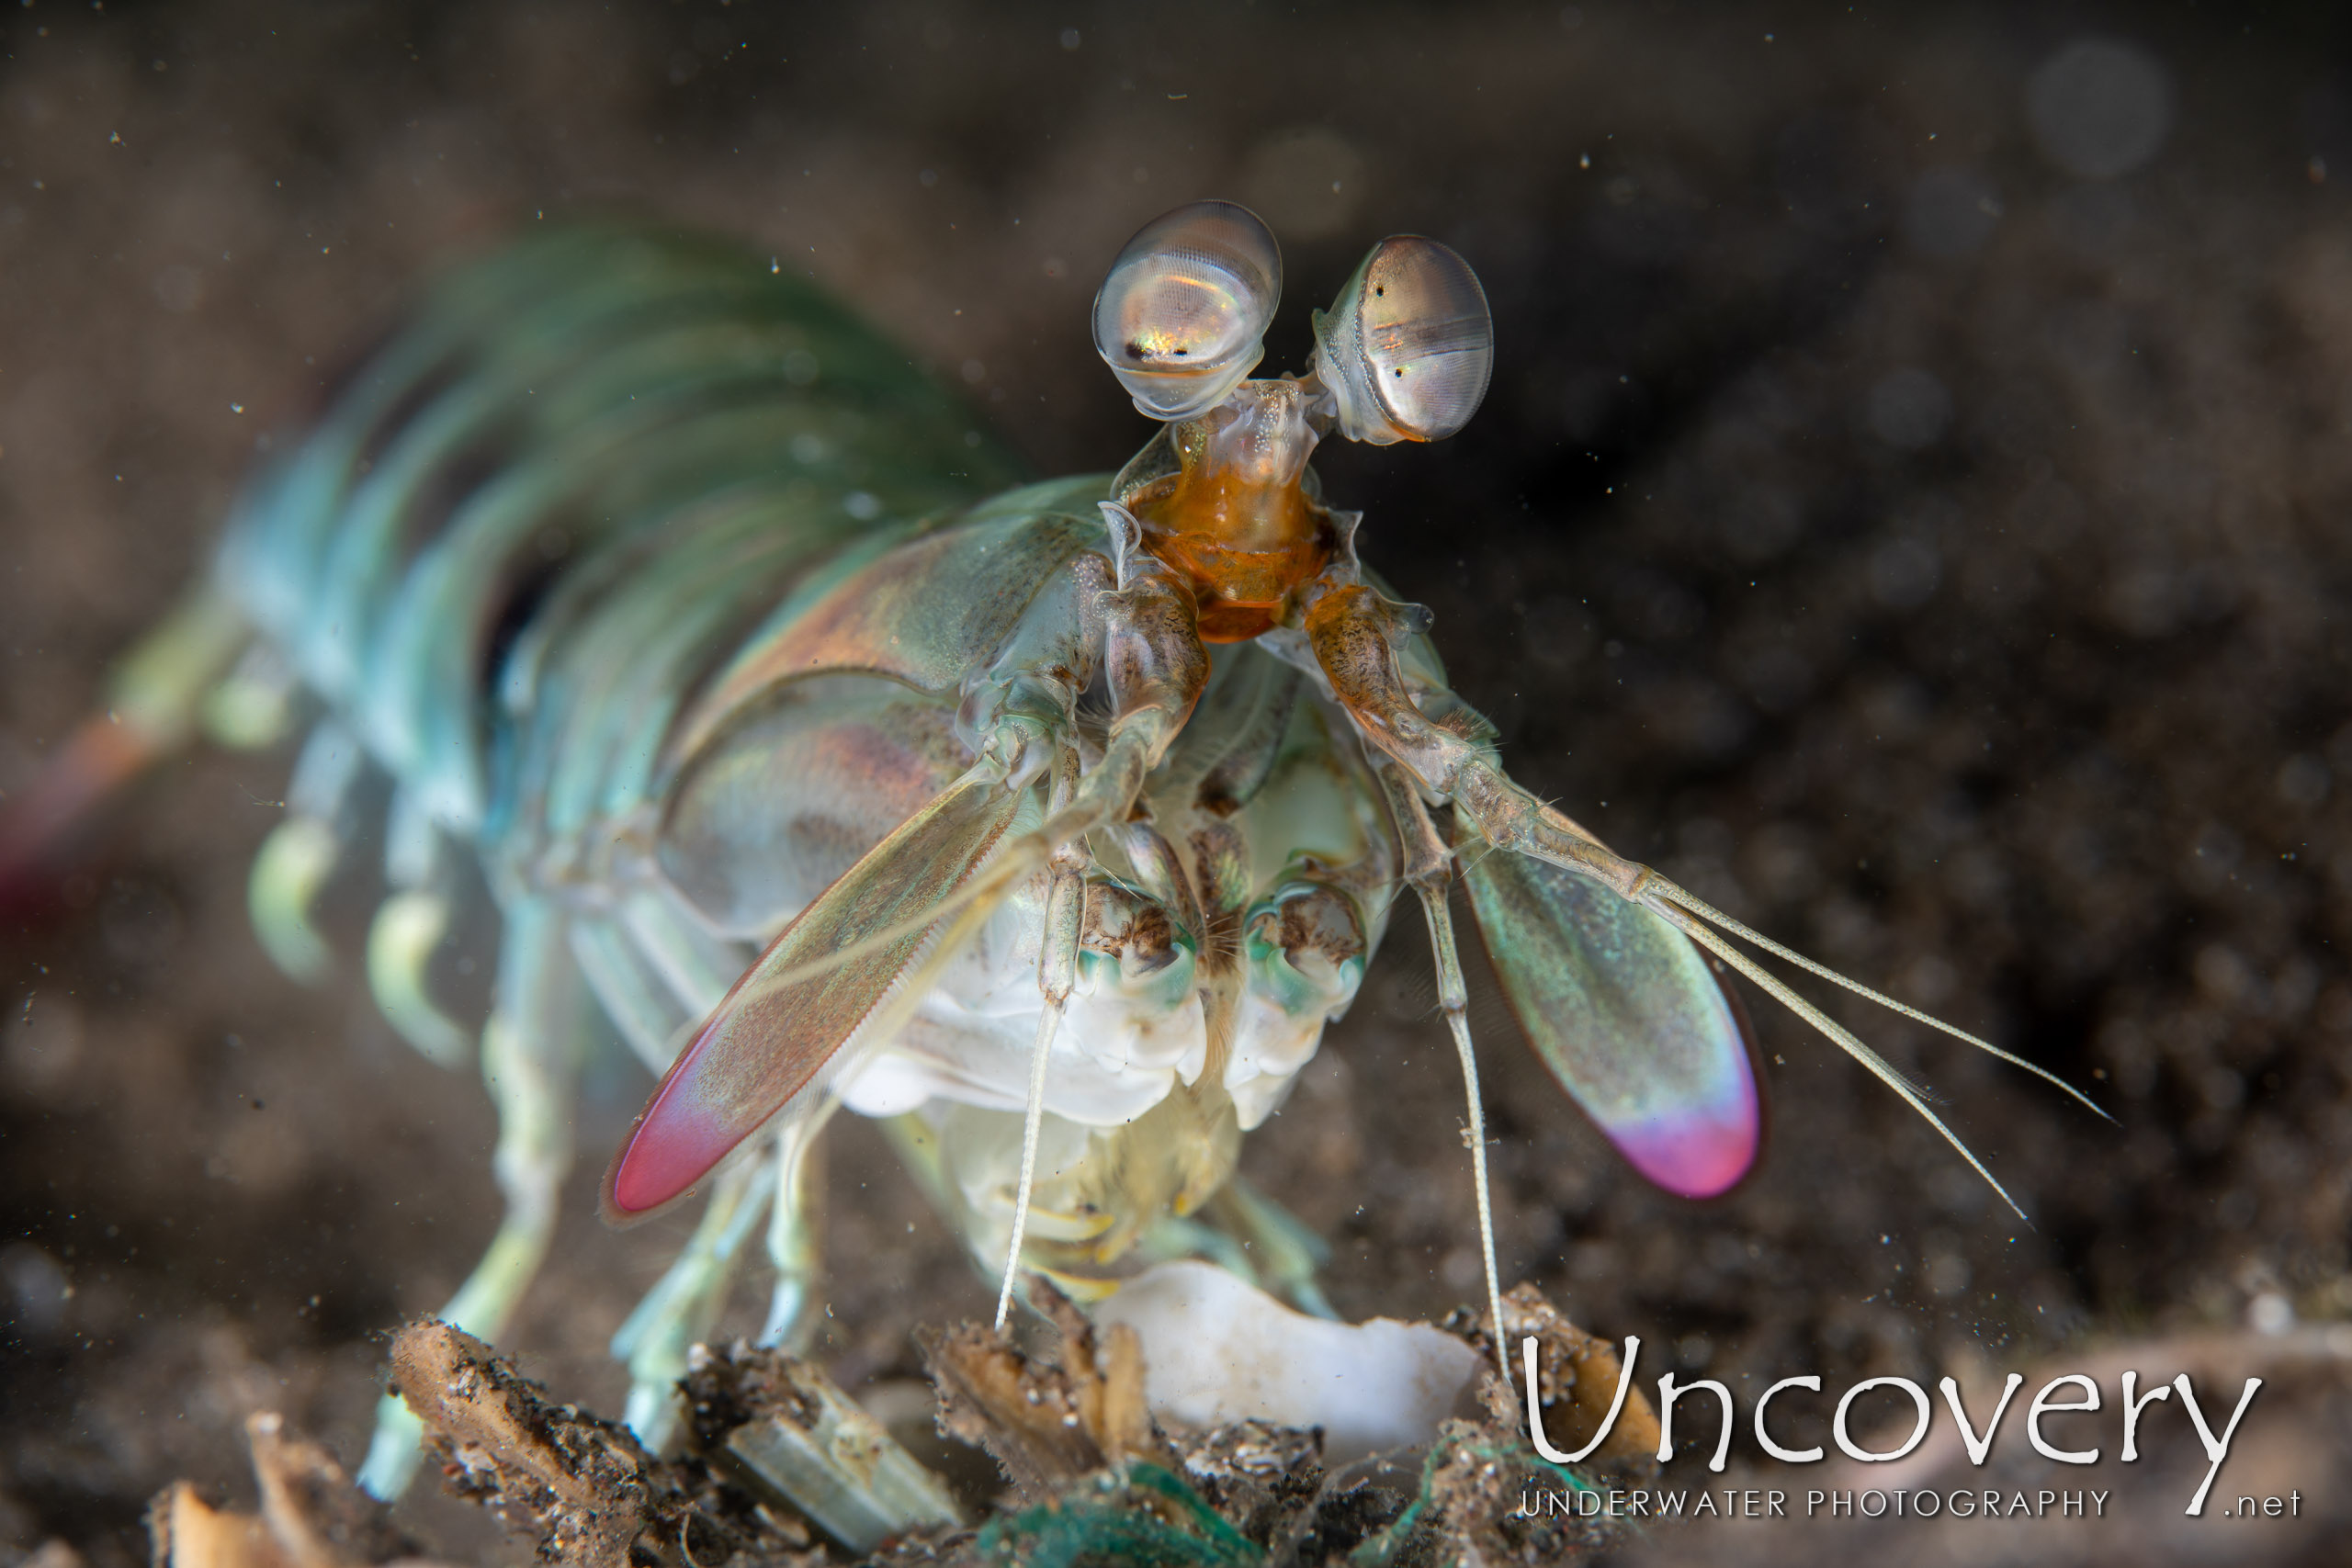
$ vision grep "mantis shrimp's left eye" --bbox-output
[1311,235,1493,445]
[1092,199,1283,421]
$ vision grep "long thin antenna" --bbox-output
[1441,986,1510,1399]
[1647,881,2113,1124]
[994,1000,1066,1331]
[1647,898,2033,1223]
[1382,756,1513,1403]
[994,743,1083,1334]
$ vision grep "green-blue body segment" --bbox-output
[216,227,1022,855]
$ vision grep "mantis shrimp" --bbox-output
[0,201,2098,1505]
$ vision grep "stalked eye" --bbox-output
[1092,200,1282,422]
[1310,235,1493,445]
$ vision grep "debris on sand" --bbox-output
[679,1338,963,1554]
[385,1320,830,1567]
[148,1285,1655,1566]
[917,1280,1170,1493]
[1448,1280,1663,1474]
[150,1411,443,1568]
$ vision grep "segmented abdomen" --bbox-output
[215,227,1024,863]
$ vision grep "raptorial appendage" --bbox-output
[1304,582,1762,1202]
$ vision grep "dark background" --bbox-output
[4,2,2352,1562]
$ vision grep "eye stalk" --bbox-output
[1095,204,1493,641]
[1092,200,1283,421]
[1309,235,1494,445]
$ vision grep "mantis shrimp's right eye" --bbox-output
[1092,199,1283,421]
[1311,234,1494,445]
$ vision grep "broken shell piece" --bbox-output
[1095,1260,1483,1461]
[684,1345,963,1555]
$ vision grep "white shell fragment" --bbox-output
[1096,1260,1483,1461]
[1311,235,1493,445]
[1092,200,1283,422]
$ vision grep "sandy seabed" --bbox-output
[4,4,2351,1563]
